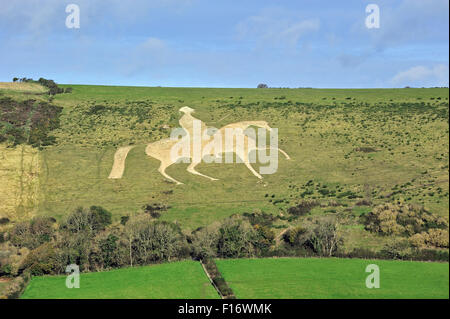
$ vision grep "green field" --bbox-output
[0,84,448,251]
[216,258,449,299]
[20,261,219,299]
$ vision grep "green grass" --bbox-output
[216,257,449,299]
[21,260,219,299]
[1,85,448,241]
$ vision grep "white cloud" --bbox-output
[236,8,320,48]
[364,0,449,49]
[390,64,449,86]
[0,0,195,36]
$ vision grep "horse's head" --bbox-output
[179,106,195,114]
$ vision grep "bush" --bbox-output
[308,218,342,256]
[283,226,310,247]
[283,218,342,257]
[364,202,448,237]
[1,271,31,299]
[89,206,112,231]
[380,239,412,260]
[63,206,112,233]
[19,243,60,276]
[287,200,319,216]
[124,216,186,265]
[120,216,129,225]
[217,217,258,258]
[410,229,449,248]
[9,217,55,249]
[243,211,277,227]
[0,97,62,147]
[191,224,220,260]
[203,259,235,298]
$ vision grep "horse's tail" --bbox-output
[108,145,136,179]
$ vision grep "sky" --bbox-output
[0,0,448,88]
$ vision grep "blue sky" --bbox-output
[0,0,448,88]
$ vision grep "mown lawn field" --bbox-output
[216,257,449,299]
[20,260,219,299]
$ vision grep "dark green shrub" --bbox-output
[287,200,319,216]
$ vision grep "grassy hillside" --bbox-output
[21,260,219,299]
[216,257,449,299]
[1,85,448,239]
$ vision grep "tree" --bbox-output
[309,218,342,256]
[9,217,55,250]
[191,223,220,260]
[124,215,185,266]
[217,217,258,258]
[257,83,268,88]
[12,77,18,82]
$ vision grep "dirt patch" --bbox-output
[108,146,135,179]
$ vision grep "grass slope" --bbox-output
[21,260,219,299]
[1,85,448,239]
[216,257,449,299]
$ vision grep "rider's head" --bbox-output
[179,106,195,114]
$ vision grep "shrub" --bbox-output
[356,199,372,206]
[308,218,342,256]
[89,206,112,231]
[0,97,62,147]
[217,217,258,258]
[63,206,112,233]
[191,224,220,260]
[426,229,449,248]
[203,259,235,298]
[124,216,185,265]
[365,202,448,237]
[1,272,31,299]
[283,225,310,247]
[287,200,319,216]
[9,217,55,249]
[354,147,377,153]
[19,243,60,276]
[380,239,412,260]
[120,216,129,225]
[242,211,277,227]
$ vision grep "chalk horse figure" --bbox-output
[108,107,290,185]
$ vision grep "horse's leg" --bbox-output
[256,147,291,160]
[277,148,291,160]
[158,160,183,185]
[238,144,263,179]
[187,160,219,181]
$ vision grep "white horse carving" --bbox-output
[108,107,290,184]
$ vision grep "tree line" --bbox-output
[12,77,72,95]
